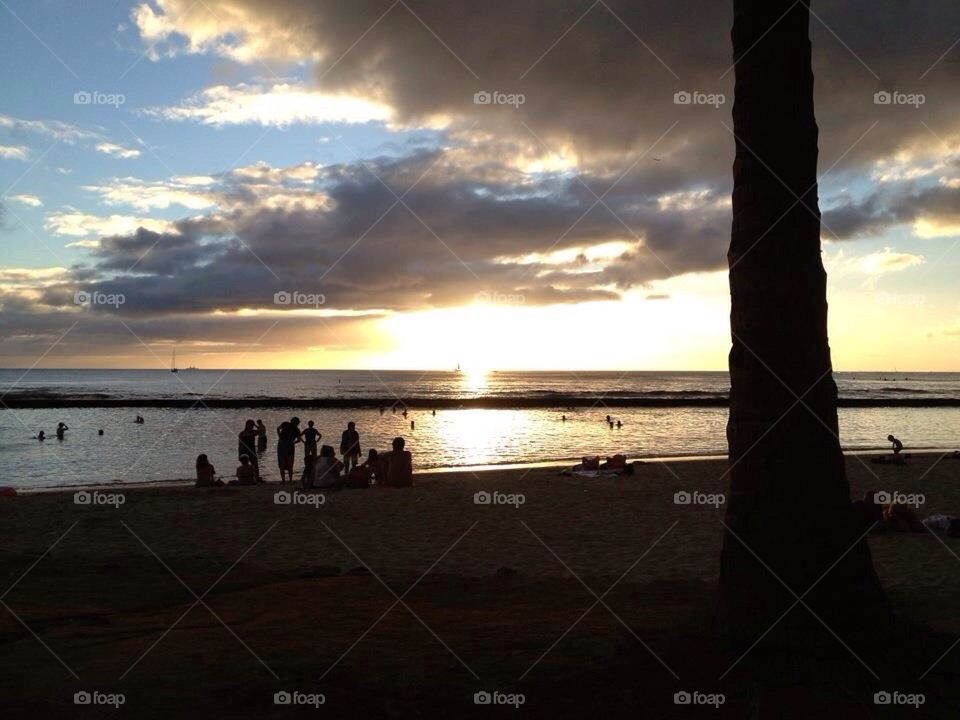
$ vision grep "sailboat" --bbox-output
[170,349,178,374]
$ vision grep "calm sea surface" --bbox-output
[1,370,958,488]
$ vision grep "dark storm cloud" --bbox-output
[6,0,960,360]
[824,182,960,239]
[33,146,732,319]
[140,0,960,176]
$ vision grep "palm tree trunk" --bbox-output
[721,0,886,642]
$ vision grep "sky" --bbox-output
[0,0,959,372]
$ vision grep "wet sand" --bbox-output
[1,452,959,717]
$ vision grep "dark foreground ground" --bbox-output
[2,454,959,718]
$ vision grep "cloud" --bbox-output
[0,114,99,144]
[7,194,43,207]
[84,177,218,211]
[143,83,393,127]
[95,142,142,159]
[857,247,924,276]
[1,114,143,163]
[0,144,30,161]
[44,210,176,239]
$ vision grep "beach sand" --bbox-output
[1,452,959,717]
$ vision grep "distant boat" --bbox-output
[170,349,178,374]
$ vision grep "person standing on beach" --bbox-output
[256,419,267,452]
[276,418,302,483]
[340,421,361,473]
[303,421,321,458]
[238,420,260,480]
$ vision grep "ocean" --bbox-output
[1,369,958,488]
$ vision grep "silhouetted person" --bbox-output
[276,418,302,483]
[382,436,413,487]
[256,419,267,452]
[238,420,260,479]
[348,449,379,488]
[411,420,415,430]
[310,445,342,489]
[36,430,45,441]
[616,420,622,428]
[341,421,361,473]
[98,429,104,436]
[303,420,321,458]
[195,454,223,487]
[232,454,258,486]
[56,422,68,440]
[888,434,904,455]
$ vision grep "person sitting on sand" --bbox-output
[303,420,321,458]
[195,454,223,487]
[256,419,267,452]
[856,490,925,533]
[601,454,627,471]
[238,420,260,480]
[381,437,413,487]
[231,454,258,486]
[311,445,342,489]
[851,490,884,532]
[923,514,960,537]
[883,502,925,533]
[56,422,68,440]
[347,449,379,488]
[340,421,361,474]
[888,434,904,455]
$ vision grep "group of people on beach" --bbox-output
[196,417,414,489]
